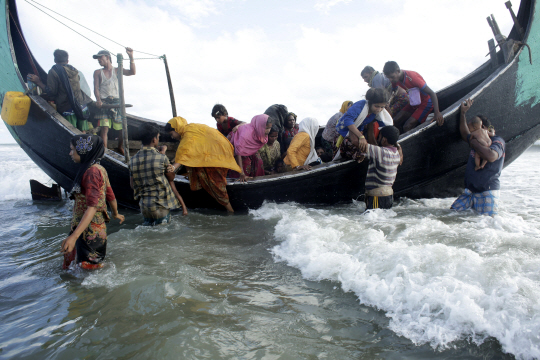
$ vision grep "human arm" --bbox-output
[231,119,246,133]
[165,171,188,215]
[235,153,249,182]
[61,206,97,254]
[27,74,47,90]
[347,124,368,152]
[459,99,473,142]
[397,143,403,165]
[93,69,102,108]
[122,47,136,76]
[287,134,311,170]
[108,198,125,223]
[469,138,500,163]
[423,85,443,126]
[130,176,134,189]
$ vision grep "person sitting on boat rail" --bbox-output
[361,65,409,118]
[383,61,443,133]
[92,48,136,156]
[28,49,92,132]
[451,99,505,216]
[334,88,394,162]
[166,117,242,213]
[212,104,245,137]
[362,126,402,210]
[130,123,188,225]
[284,117,321,171]
[61,134,124,270]
[228,114,274,181]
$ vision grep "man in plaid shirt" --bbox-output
[130,123,187,225]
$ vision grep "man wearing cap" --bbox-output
[92,47,136,155]
[359,125,402,210]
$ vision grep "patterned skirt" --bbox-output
[187,167,230,206]
[63,222,107,270]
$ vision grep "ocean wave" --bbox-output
[251,201,540,360]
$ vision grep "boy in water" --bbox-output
[383,61,444,133]
[467,116,495,170]
[211,104,245,137]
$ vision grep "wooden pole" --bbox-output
[505,1,525,41]
[117,53,130,164]
[162,55,177,118]
[488,39,498,68]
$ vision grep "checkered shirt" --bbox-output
[129,146,180,211]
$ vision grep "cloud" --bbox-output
[314,0,352,13]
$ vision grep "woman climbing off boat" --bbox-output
[61,135,124,270]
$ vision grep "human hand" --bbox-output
[182,208,188,216]
[358,137,368,153]
[461,99,473,114]
[434,111,444,126]
[27,74,40,83]
[232,125,242,133]
[295,165,312,171]
[167,164,175,173]
[113,213,125,224]
[96,99,103,108]
[237,173,251,182]
[157,145,168,154]
[60,234,77,254]
[125,47,134,59]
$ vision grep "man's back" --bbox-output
[365,144,401,191]
[46,64,86,114]
[130,147,179,211]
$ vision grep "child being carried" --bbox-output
[467,116,495,171]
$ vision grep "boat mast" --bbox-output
[117,53,130,164]
[161,55,177,118]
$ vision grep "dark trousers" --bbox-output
[365,195,393,210]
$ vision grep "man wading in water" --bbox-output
[451,99,505,216]
[92,48,136,155]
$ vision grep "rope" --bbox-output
[23,0,112,53]
[25,0,161,58]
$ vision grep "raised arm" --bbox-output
[123,47,136,76]
[424,85,443,126]
[459,99,473,142]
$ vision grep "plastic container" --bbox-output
[1,91,31,126]
[408,87,421,106]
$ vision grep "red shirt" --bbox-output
[82,166,115,207]
[217,117,241,137]
[392,70,430,102]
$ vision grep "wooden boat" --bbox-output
[2,0,539,211]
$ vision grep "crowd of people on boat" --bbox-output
[27,49,506,269]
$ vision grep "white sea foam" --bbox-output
[251,197,540,359]
[0,145,51,201]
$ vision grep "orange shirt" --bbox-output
[284,132,310,168]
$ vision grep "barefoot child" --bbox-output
[467,116,494,170]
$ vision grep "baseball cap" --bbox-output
[92,50,111,59]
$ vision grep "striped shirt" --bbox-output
[365,144,401,191]
[129,146,180,211]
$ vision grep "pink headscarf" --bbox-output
[229,114,269,156]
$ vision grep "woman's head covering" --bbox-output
[229,114,269,157]
[339,101,352,114]
[70,134,105,193]
[168,116,188,136]
[298,117,320,165]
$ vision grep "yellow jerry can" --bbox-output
[1,91,31,126]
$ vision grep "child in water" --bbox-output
[467,116,495,170]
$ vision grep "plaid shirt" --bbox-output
[129,146,180,211]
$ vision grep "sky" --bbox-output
[0,0,514,143]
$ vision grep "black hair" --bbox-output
[476,114,491,128]
[380,126,400,146]
[53,49,69,64]
[316,146,324,151]
[164,123,173,133]
[211,104,228,118]
[287,112,297,120]
[366,87,390,107]
[269,124,279,134]
[361,66,375,76]
[383,61,400,76]
[267,116,274,126]
[140,123,160,146]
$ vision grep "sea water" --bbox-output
[0,143,539,359]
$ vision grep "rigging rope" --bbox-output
[23,0,162,60]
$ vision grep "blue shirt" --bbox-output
[335,100,378,137]
[464,135,505,192]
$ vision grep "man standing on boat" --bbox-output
[451,99,505,216]
[28,49,92,131]
[130,123,187,225]
[92,47,136,155]
[360,125,402,210]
